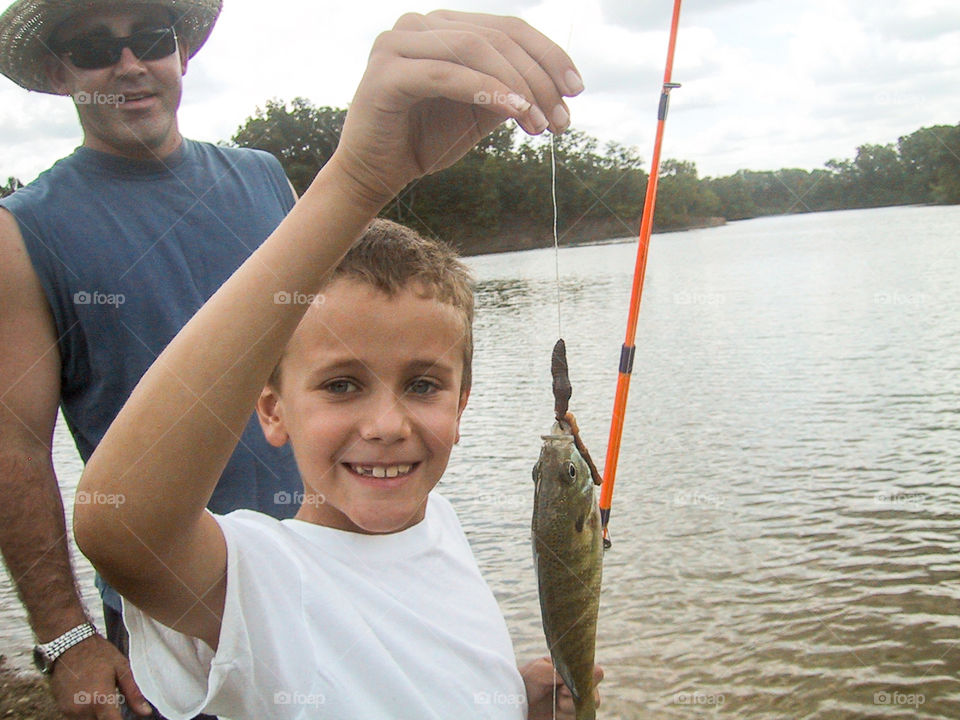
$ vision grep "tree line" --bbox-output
[228,101,958,252]
[4,98,957,254]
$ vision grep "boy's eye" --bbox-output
[407,378,439,396]
[322,379,359,394]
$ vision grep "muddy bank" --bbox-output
[0,656,59,720]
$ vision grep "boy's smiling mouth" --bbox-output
[346,463,417,479]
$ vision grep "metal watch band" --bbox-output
[34,622,97,673]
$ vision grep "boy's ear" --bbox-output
[454,387,470,444]
[256,385,289,448]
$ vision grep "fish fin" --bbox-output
[550,656,582,705]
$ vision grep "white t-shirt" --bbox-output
[123,493,526,720]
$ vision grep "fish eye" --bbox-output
[566,462,577,479]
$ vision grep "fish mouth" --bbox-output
[541,433,573,441]
[344,462,417,479]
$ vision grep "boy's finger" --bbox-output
[399,14,571,133]
[371,29,545,132]
[420,10,583,96]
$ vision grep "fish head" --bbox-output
[533,424,594,501]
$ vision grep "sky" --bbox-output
[1,0,957,184]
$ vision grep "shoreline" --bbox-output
[453,215,727,256]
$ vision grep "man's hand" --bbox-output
[48,635,152,719]
[329,10,584,208]
[521,656,604,720]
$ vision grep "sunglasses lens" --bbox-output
[129,29,177,61]
[63,28,176,69]
[67,38,120,69]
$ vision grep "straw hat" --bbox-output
[0,0,222,94]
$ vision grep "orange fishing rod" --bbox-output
[600,0,683,547]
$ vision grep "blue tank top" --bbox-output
[1,140,302,609]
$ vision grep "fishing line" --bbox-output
[549,25,575,720]
[552,669,558,720]
[551,16,576,344]
[551,133,562,339]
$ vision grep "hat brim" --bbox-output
[0,0,222,94]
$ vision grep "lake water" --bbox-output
[2,205,959,718]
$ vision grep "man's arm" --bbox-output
[0,209,150,719]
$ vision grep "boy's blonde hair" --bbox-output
[269,218,475,391]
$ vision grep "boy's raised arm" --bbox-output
[74,11,582,648]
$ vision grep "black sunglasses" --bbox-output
[55,27,178,70]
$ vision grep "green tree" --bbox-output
[654,160,718,230]
[850,143,906,207]
[231,98,345,195]
[1,176,23,198]
[229,100,959,254]
[899,125,960,204]
[706,171,757,220]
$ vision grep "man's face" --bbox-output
[257,278,471,535]
[46,5,188,159]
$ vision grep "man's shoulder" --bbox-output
[0,151,82,211]
[185,139,283,172]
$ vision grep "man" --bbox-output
[0,1,301,718]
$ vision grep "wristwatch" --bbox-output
[33,622,97,674]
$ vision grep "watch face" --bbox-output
[33,645,53,674]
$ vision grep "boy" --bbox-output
[75,8,600,719]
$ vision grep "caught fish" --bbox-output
[532,339,603,720]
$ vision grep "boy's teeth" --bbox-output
[352,464,412,478]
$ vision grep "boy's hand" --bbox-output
[520,656,604,720]
[328,10,583,209]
